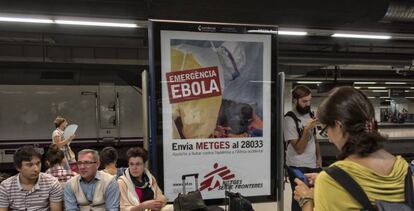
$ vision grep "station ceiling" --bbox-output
[0,0,413,85]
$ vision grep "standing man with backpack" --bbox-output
[284,85,322,211]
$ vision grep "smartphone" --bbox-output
[289,167,310,186]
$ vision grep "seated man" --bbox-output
[64,149,119,211]
[0,145,63,211]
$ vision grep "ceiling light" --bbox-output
[332,33,391,39]
[372,90,389,93]
[54,20,138,28]
[368,87,386,89]
[385,82,407,85]
[354,87,361,89]
[0,16,53,24]
[410,87,414,89]
[296,81,321,84]
[278,31,308,36]
[406,97,414,99]
[368,97,376,99]
[380,97,389,99]
[247,29,307,36]
[354,82,376,85]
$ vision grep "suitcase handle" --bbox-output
[182,173,199,180]
[182,173,199,194]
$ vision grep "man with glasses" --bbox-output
[283,85,322,211]
[0,145,63,211]
[64,149,119,211]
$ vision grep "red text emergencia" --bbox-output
[166,66,222,104]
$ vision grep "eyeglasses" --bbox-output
[77,161,97,166]
[319,125,328,137]
[128,162,144,167]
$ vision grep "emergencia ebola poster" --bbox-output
[161,30,272,200]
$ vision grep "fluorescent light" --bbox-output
[354,82,376,85]
[247,29,274,34]
[54,20,138,28]
[385,82,407,85]
[278,31,308,36]
[368,87,386,89]
[247,29,307,36]
[296,81,321,84]
[372,90,389,93]
[380,97,389,99]
[332,33,391,39]
[410,87,414,89]
[368,96,376,99]
[354,87,361,89]
[406,97,414,99]
[0,16,53,24]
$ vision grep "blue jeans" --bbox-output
[287,166,322,211]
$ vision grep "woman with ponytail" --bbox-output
[294,86,412,211]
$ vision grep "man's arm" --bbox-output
[50,201,62,211]
[0,182,10,211]
[49,178,63,211]
[284,117,318,155]
[289,125,313,154]
[64,182,79,211]
[105,178,120,211]
[315,136,322,167]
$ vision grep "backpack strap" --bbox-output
[404,166,414,208]
[325,166,376,211]
[284,111,302,137]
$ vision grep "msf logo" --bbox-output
[200,163,235,191]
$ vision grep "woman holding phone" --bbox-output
[294,87,412,211]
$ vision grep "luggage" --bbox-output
[225,191,254,211]
[173,173,224,211]
[223,181,254,211]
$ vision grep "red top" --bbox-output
[135,187,143,202]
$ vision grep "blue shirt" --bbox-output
[64,171,119,211]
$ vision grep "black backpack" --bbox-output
[225,191,254,211]
[284,111,316,138]
[325,165,414,211]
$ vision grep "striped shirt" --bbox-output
[46,165,77,186]
[0,172,63,211]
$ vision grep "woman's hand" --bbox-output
[140,199,164,211]
[69,134,76,141]
[293,178,314,202]
[304,173,319,186]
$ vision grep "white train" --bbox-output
[0,69,145,170]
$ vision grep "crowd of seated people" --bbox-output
[0,145,167,211]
